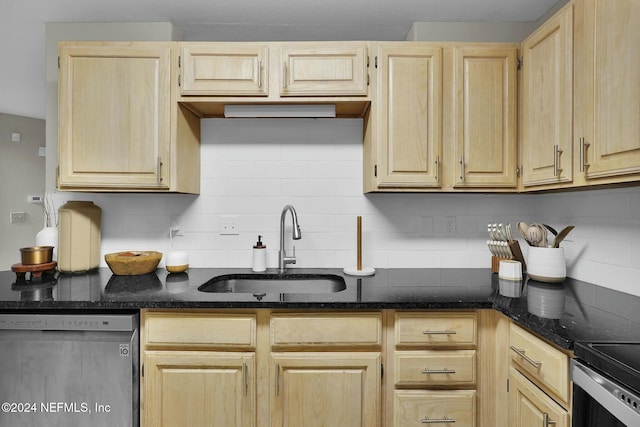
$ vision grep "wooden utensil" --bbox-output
[552,225,575,248]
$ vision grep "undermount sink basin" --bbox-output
[198,273,346,294]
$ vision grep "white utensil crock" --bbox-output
[526,246,566,283]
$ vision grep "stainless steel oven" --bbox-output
[571,342,640,426]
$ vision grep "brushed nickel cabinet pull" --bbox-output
[275,363,280,396]
[510,345,542,368]
[460,156,465,182]
[543,413,557,426]
[423,329,457,335]
[243,362,248,396]
[553,145,563,177]
[157,156,163,183]
[282,62,287,89]
[257,60,262,88]
[580,137,591,172]
[435,156,440,183]
[422,368,456,374]
[422,416,456,424]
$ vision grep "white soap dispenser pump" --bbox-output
[252,235,267,272]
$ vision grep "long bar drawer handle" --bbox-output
[422,368,456,374]
[423,329,457,335]
[422,416,456,424]
[510,345,542,368]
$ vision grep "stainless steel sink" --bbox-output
[197,273,346,294]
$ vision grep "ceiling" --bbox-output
[1,0,561,119]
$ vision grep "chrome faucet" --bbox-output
[278,205,302,273]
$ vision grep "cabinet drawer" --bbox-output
[395,312,477,347]
[270,312,382,348]
[509,323,570,403]
[144,312,256,349]
[394,350,476,387]
[394,390,476,427]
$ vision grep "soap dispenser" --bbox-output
[252,235,267,272]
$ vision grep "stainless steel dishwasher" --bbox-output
[0,311,139,427]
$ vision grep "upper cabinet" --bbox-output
[575,0,640,180]
[58,41,200,193]
[450,45,518,189]
[279,44,369,96]
[520,4,574,188]
[364,42,518,192]
[177,42,371,118]
[368,43,443,190]
[180,43,268,96]
[521,0,640,190]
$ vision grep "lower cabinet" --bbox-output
[394,390,476,427]
[271,352,381,427]
[508,367,569,427]
[144,351,255,427]
[141,309,568,427]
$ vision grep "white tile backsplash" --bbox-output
[50,119,640,296]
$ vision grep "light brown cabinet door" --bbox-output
[521,5,574,187]
[180,43,268,96]
[375,43,443,188]
[271,352,381,427]
[577,0,640,179]
[143,351,255,427]
[508,368,569,427]
[58,42,172,190]
[280,43,368,96]
[452,46,518,188]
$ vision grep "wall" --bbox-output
[48,118,640,297]
[0,113,46,270]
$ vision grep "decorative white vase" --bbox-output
[36,226,58,261]
[526,247,566,283]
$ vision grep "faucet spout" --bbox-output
[279,205,302,273]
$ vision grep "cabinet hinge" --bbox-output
[367,74,370,86]
[517,57,523,70]
[57,56,60,69]
[367,55,370,68]
[178,55,181,68]
[178,74,181,87]
[516,166,521,177]
[141,364,144,378]
[381,363,384,379]
[375,56,378,69]
[507,378,509,392]
[374,165,377,177]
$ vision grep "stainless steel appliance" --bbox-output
[571,342,640,426]
[0,312,139,427]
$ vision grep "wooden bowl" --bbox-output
[105,251,162,275]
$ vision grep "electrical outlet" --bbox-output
[220,215,239,235]
[444,216,456,237]
[10,211,26,223]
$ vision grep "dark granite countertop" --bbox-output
[1,267,639,350]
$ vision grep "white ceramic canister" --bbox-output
[526,246,566,283]
[166,251,189,273]
[57,201,102,272]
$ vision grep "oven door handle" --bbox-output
[571,359,640,426]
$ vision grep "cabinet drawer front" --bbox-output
[144,312,256,348]
[394,390,476,427]
[509,323,569,403]
[271,312,382,348]
[395,350,476,386]
[395,312,477,347]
